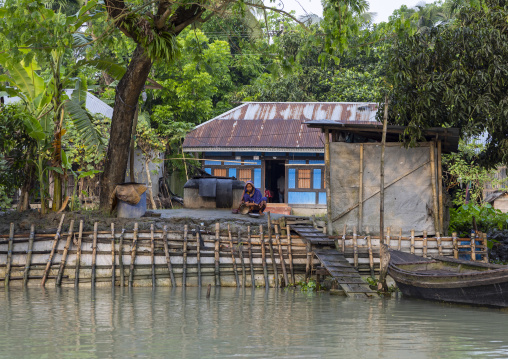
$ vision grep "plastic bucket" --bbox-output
[117,191,146,218]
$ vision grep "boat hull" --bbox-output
[394,279,508,308]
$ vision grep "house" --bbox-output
[305,120,459,236]
[485,190,508,213]
[182,102,379,215]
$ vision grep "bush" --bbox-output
[449,203,508,237]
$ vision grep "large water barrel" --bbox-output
[184,178,245,209]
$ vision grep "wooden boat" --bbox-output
[387,249,508,308]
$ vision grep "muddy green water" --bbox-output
[0,288,507,358]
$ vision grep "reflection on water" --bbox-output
[0,287,507,358]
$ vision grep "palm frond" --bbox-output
[64,100,105,149]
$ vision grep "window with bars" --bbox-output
[238,169,252,183]
[298,169,311,188]
[213,168,227,177]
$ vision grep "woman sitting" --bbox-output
[240,181,267,214]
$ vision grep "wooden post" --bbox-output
[452,232,458,259]
[483,233,489,263]
[91,222,98,288]
[41,214,65,287]
[162,225,175,287]
[423,230,428,258]
[286,224,295,285]
[214,223,220,287]
[353,226,358,269]
[359,143,364,232]
[228,224,240,287]
[150,224,156,287]
[430,141,440,235]
[267,213,278,287]
[386,227,391,249]
[238,229,246,288]
[437,140,444,234]
[118,227,125,287]
[305,240,312,281]
[398,228,402,251]
[182,224,188,287]
[342,224,347,253]
[197,227,202,287]
[437,232,442,256]
[380,97,389,244]
[410,229,415,255]
[5,223,14,288]
[275,225,288,287]
[129,223,139,287]
[23,224,35,286]
[324,128,333,235]
[367,235,374,278]
[74,220,83,287]
[248,226,255,288]
[471,230,476,261]
[111,223,116,287]
[260,225,268,288]
[57,220,75,286]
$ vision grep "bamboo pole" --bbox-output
[182,224,188,287]
[150,224,156,287]
[248,226,255,288]
[228,224,239,287]
[260,225,268,288]
[111,223,116,287]
[129,223,139,287]
[380,97,389,243]
[435,232,442,256]
[398,228,402,251]
[324,128,333,235]
[41,214,65,287]
[353,226,358,269]
[119,227,125,287]
[162,225,175,287]
[410,229,415,255]
[423,230,428,258]
[305,240,312,281]
[267,213,278,287]
[483,233,489,263]
[214,223,220,287]
[91,222,98,288]
[342,224,347,253]
[275,225,288,287]
[367,235,374,278]
[197,227,202,287]
[57,220,75,286]
[23,224,35,286]
[429,141,440,234]
[386,227,391,249]
[437,140,444,234]
[452,232,458,259]
[286,224,295,285]
[471,230,476,261]
[74,220,83,287]
[238,230,246,288]
[359,143,364,232]
[5,223,14,288]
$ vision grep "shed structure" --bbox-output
[305,120,459,236]
[182,102,379,214]
[485,191,508,213]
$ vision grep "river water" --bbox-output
[0,288,507,358]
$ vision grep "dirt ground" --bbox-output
[0,208,285,235]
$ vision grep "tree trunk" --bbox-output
[99,45,152,212]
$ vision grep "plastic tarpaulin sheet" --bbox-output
[330,142,436,236]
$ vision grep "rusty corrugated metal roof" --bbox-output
[183,102,379,151]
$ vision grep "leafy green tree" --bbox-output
[385,0,508,168]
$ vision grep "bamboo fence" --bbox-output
[0,216,487,288]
